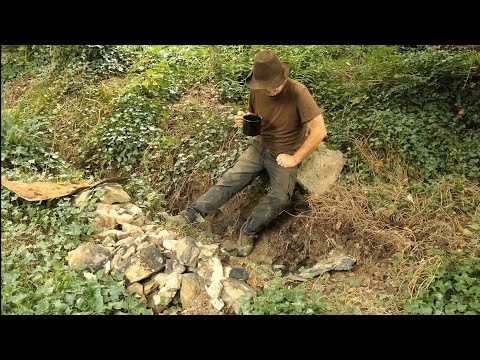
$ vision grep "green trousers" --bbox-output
[188,140,298,233]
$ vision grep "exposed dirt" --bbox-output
[173,83,229,111]
[4,74,33,108]
[161,84,479,314]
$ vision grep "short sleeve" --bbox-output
[297,87,322,123]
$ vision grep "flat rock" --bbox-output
[68,243,111,270]
[124,246,165,283]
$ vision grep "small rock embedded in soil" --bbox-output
[228,268,249,281]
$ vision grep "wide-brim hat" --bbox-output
[245,50,291,90]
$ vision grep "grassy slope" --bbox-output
[1,45,479,314]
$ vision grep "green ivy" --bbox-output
[406,250,480,315]
[237,274,335,315]
[1,174,152,315]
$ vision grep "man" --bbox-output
[164,50,327,256]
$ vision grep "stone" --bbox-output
[163,272,182,292]
[117,232,132,241]
[104,260,111,274]
[152,272,181,307]
[116,214,134,224]
[147,235,164,248]
[221,278,256,314]
[144,273,169,295]
[73,189,93,207]
[162,239,179,251]
[297,143,346,195]
[180,274,208,309]
[205,256,225,311]
[120,203,143,216]
[124,246,165,283]
[292,250,357,281]
[98,183,131,204]
[136,242,151,252]
[101,236,116,247]
[229,268,249,282]
[134,236,146,246]
[199,243,219,259]
[131,215,146,227]
[96,203,121,212]
[176,237,201,268]
[118,223,142,233]
[127,283,144,297]
[158,229,176,239]
[94,229,122,241]
[146,294,167,314]
[92,209,118,231]
[68,243,111,270]
[111,248,125,270]
[115,236,136,248]
[122,246,136,260]
[142,224,161,233]
[164,258,186,275]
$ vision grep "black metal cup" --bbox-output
[243,114,262,136]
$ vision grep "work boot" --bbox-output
[221,225,257,257]
[159,208,202,225]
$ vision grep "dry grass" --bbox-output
[247,149,479,313]
[3,75,33,109]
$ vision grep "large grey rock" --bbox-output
[98,183,131,204]
[221,279,256,314]
[124,246,165,283]
[176,237,201,268]
[180,274,208,309]
[68,243,111,270]
[297,143,346,195]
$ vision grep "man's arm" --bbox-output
[276,113,327,168]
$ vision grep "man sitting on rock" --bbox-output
[163,50,327,257]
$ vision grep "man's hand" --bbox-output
[233,111,246,128]
[276,154,299,168]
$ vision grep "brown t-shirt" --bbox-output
[248,79,322,155]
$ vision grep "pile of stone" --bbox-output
[67,183,256,314]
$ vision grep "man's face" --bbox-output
[265,79,288,97]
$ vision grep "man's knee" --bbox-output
[267,191,290,207]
